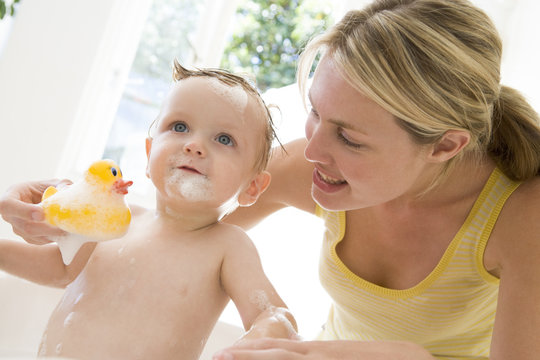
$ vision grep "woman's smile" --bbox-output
[312,168,347,193]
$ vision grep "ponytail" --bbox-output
[488,86,540,181]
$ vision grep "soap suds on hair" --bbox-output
[207,77,248,116]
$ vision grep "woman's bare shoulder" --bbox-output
[491,176,540,267]
[507,176,540,220]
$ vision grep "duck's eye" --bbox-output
[173,122,188,133]
[111,167,118,177]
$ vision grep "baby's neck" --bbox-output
[153,203,220,232]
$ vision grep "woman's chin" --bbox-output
[311,187,347,211]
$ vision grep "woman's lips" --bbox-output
[312,169,347,193]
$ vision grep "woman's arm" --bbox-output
[225,138,315,230]
[213,338,434,360]
[487,177,540,359]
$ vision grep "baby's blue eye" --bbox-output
[217,134,233,146]
[173,122,188,132]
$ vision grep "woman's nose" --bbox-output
[183,140,205,157]
[304,118,330,164]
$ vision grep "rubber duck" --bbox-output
[40,159,133,264]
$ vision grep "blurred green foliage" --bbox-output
[221,0,334,91]
[0,0,20,20]
[125,0,334,89]
[130,0,204,82]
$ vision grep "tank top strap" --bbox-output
[471,167,521,282]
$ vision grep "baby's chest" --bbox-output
[80,238,225,304]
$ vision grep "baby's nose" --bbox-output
[183,140,205,157]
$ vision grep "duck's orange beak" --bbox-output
[113,179,133,195]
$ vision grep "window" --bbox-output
[102,0,206,201]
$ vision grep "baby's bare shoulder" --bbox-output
[212,222,252,243]
[129,203,151,217]
[208,222,258,255]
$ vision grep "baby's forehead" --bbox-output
[174,76,249,108]
[203,77,249,115]
[173,76,265,124]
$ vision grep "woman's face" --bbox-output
[304,56,433,211]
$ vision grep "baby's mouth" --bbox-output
[177,166,203,175]
[318,170,346,185]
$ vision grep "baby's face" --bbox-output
[146,77,266,210]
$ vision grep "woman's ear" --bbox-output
[238,171,271,207]
[145,137,153,178]
[428,130,471,162]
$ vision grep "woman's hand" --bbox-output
[213,338,435,360]
[0,179,70,244]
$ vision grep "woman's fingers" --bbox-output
[231,338,308,352]
[214,349,304,360]
[0,179,70,243]
[0,198,43,222]
[9,217,65,242]
[214,339,310,360]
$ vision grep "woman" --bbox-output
[1,0,539,359]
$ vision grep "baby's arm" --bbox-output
[0,238,94,287]
[220,227,298,341]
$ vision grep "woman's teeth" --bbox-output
[319,171,346,185]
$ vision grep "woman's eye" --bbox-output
[173,122,188,133]
[216,134,234,146]
[338,130,363,149]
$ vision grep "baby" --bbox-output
[0,60,297,359]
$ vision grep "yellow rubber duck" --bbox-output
[40,159,133,264]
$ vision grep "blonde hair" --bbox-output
[150,59,279,173]
[298,0,540,183]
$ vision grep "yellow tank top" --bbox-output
[316,168,520,359]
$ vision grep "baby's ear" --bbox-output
[238,171,271,207]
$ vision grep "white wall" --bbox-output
[1,0,112,182]
[472,0,540,111]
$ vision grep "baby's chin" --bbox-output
[165,170,214,202]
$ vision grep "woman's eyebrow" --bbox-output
[308,92,368,135]
[330,119,368,135]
